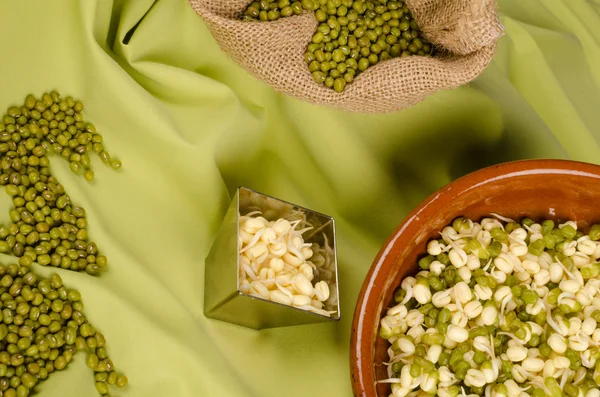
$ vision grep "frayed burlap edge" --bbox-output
[409,0,504,56]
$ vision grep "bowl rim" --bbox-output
[349,158,600,397]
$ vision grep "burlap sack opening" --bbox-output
[189,0,504,114]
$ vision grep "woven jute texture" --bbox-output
[189,0,504,114]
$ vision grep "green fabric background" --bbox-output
[0,0,599,396]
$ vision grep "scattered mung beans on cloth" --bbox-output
[0,93,127,396]
[188,0,503,113]
[238,212,337,316]
[379,215,600,397]
[0,93,122,276]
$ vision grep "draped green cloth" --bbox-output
[0,1,598,396]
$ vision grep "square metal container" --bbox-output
[204,187,340,329]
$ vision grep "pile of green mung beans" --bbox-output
[0,93,127,396]
[0,92,121,276]
[241,0,435,93]
[0,264,127,397]
[379,215,600,397]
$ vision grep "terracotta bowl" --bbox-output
[350,159,600,397]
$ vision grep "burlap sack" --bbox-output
[189,0,504,113]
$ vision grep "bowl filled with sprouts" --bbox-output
[350,159,600,397]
